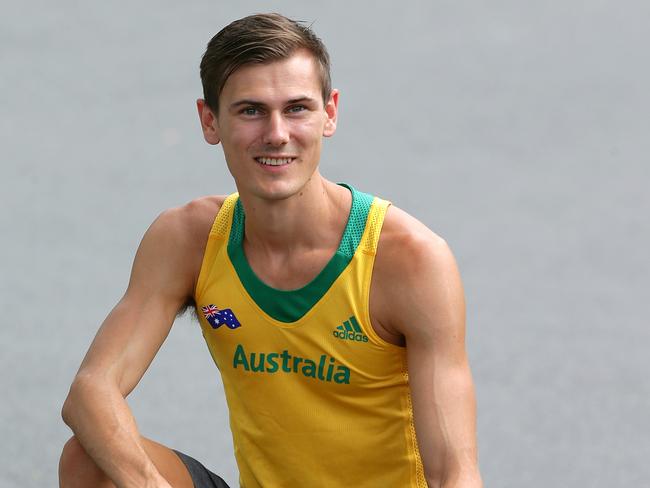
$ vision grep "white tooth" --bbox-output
[258,157,291,166]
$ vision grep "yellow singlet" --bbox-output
[194,184,426,487]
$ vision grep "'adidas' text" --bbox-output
[333,316,368,343]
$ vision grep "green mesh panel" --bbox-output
[338,183,373,258]
[229,198,245,245]
[227,183,374,323]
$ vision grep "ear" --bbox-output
[197,99,221,145]
[322,89,339,138]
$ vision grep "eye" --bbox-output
[287,105,306,113]
[241,106,260,116]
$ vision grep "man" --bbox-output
[59,13,482,488]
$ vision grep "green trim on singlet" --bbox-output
[227,183,374,323]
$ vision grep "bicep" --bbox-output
[78,292,180,397]
[75,209,196,396]
[392,235,478,480]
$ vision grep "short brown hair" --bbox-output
[200,13,332,114]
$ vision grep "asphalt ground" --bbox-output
[2,1,649,486]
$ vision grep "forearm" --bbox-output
[62,374,166,488]
[413,360,482,488]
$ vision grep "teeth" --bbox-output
[257,157,292,166]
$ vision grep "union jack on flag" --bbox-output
[202,304,220,319]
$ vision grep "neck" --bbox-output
[238,175,351,257]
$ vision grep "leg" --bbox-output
[58,435,194,488]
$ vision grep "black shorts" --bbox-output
[173,449,231,488]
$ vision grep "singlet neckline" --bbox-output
[226,183,374,323]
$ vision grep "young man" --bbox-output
[59,13,482,488]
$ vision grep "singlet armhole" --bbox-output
[359,199,406,349]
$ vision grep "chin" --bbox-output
[246,180,306,202]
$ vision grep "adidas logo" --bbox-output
[333,316,368,343]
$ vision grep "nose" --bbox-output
[262,111,290,146]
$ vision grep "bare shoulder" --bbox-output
[155,193,226,267]
[375,204,457,277]
[128,195,227,303]
[371,204,464,341]
[153,194,227,248]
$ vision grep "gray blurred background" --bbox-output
[2,1,649,486]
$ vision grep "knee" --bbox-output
[59,436,112,488]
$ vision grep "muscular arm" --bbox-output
[61,201,214,488]
[376,209,482,487]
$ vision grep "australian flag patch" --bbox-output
[201,304,242,330]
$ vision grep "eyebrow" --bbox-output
[229,96,317,110]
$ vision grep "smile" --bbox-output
[255,157,295,166]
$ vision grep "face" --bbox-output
[198,50,339,202]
